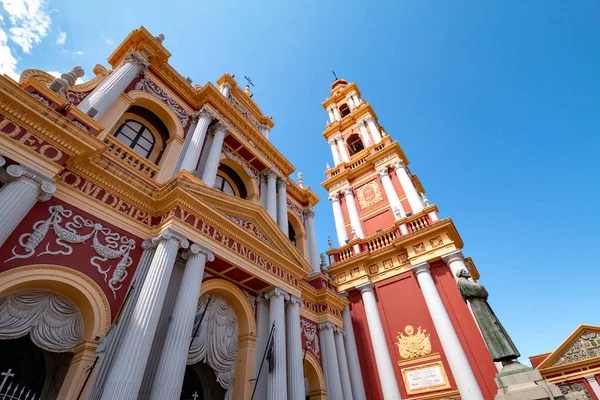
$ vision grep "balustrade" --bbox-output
[104,136,159,178]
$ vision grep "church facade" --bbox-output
[0,26,502,400]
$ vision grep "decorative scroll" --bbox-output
[242,290,256,313]
[222,146,258,178]
[188,294,238,400]
[356,181,383,209]
[30,92,50,106]
[134,77,190,128]
[227,215,273,247]
[65,90,91,106]
[0,289,83,352]
[397,325,432,360]
[552,331,600,366]
[287,199,304,219]
[301,319,320,361]
[5,205,136,299]
[228,95,262,131]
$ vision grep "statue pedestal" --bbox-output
[494,363,565,400]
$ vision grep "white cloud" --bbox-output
[102,36,113,46]
[56,30,66,45]
[73,50,83,56]
[1,0,52,53]
[0,28,19,81]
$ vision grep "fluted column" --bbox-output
[260,174,268,208]
[0,164,56,248]
[253,295,270,399]
[220,83,231,99]
[303,208,320,274]
[377,168,406,220]
[78,50,148,119]
[266,170,278,220]
[346,96,355,111]
[266,288,289,400]
[334,328,354,400]
[100,229,189,400]
[358,121,372,147]
[88,240,156,400]
[277,178,289,236]
[179,109,214,173]
[338,292,367,400]
[149,244,214,400]
[356,282,402,400]
[336,136,351,163]
[328,109,336,124]
[328,193,348,246]
[366,117,382,144]
[195,131,214,179]
[411,262,484,400]
[201,121,228,187]
[391,160,424,214]
[333,106,341,121]
[342,187,364,238]
[319,322,343,400]
[329,139,342,166]
[172,116,198,175]
[286,295,304,400]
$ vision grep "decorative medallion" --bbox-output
[337,272,346,283]
[356,181,383,209]
[429,236,444,248]
[368,264,379,274]
[397,251,409,264]
[350,267,360,278]
[413,243,426,255]
[383,258,394,270]
[397,325,432,360]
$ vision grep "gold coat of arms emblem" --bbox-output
[397,325,432,360]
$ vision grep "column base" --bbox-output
[494,363,565,400]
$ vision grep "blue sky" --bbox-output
[1,1,599,364]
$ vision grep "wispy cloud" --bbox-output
[0,28,19,80]
[102,35,113,46]
[56,30,66,45]
[1,0,52,54]
[73,50,83,56]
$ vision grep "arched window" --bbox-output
[339,103,351,118]
[114,120,156,159]
[215,174,236,196]
[347,133,365,155]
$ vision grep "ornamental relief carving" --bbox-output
[552,331,600,366]
[397,325,432,360]
[356,181,383,209]
[134,76,191,128]
[301,319,321,361]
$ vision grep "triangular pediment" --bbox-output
[537,325,600,369]
[178,179,313,274]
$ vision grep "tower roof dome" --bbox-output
[331,79,348,93]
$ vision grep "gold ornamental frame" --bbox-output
[356,181,383,209]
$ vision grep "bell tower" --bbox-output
[321,78,500,399]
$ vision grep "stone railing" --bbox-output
[363,227,398,252]
[406,213,429,233]
[103,136,159,178]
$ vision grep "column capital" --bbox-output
[328,138,337,146]
[266,169,279,180]
[141,239,155,250]
[2,164,56,201]
[441,249,465,265]
[151,228,190,249]
[209,120,229,136]
[195,107,216,122]
[341,187,354,197]
[257,293,269,305]
[376,168,390,178]
[356,281,374,294]
[0,154,6,168]
[410,261,431,276]
[124,50,150,71]
[264,287,289,301]
[276,177,289,188]
[338,290,349,299]
[302,207,315,218]
[584,375,598,383]
[390,160,406,171]
[334,134,344,142]
[287,294,304,307]
[335,327,345,336]
[184,243,214,262]
[328,193,340,203]
[318,321,336,331]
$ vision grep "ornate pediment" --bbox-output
[538,325,600,369]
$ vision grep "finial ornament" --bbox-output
[327,235,333,248]
[393,206,403,219]
[420,192,429,206]
[154,33,165,44]
[49,66,84,94]
[326,163,331,170]
[298,172,304,188]
[351,228,357,239]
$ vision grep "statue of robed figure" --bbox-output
[455,269,520,364]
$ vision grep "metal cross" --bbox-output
[192,391,199,400]
[0,368,15,392]
[244,76,254,87]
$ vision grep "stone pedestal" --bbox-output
[494,364,565,400]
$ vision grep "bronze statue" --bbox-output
[456,269,520,364]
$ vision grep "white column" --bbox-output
[338,292,367,400]
[277,178,289,236]
[286,295,304,400]
[266,170,278,220]
[172,117,198,176]
[78,50,148,119]
[303,208,320,274]
[179,109,214,173]
[346,96,355,111]
[585,376,600,399]
[333,106,341,121]
[195,131,214,178]
[266,288,289,400]
[0,165,56,248]
[334,328,354,400]
[260,174,268,208]
[220,83,231,99]
[342,188,364,238]
[377,168,406,220]
[328,109,336,124]
[149,244,214,400]
[358,121,372,147]
[411,262,484,400]
[319,322,343,400]
[356,282,402,400]
[329,193,348,246]
[200,121,228,187]
[253,295,270,399]
[391,160,424,214]
[353,95,361,106]
[441,250,471,281]
[329,139,342,166]
[336,136,351,163]
[88,240,156,400]
[101,229,189,400]
[366,117,383,144]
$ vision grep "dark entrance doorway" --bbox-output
[180,361,227,400]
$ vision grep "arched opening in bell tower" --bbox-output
[339,103,351,118]
[347,133,365,155]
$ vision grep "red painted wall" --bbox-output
[362,209,394,237]
[0,198,143,317]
